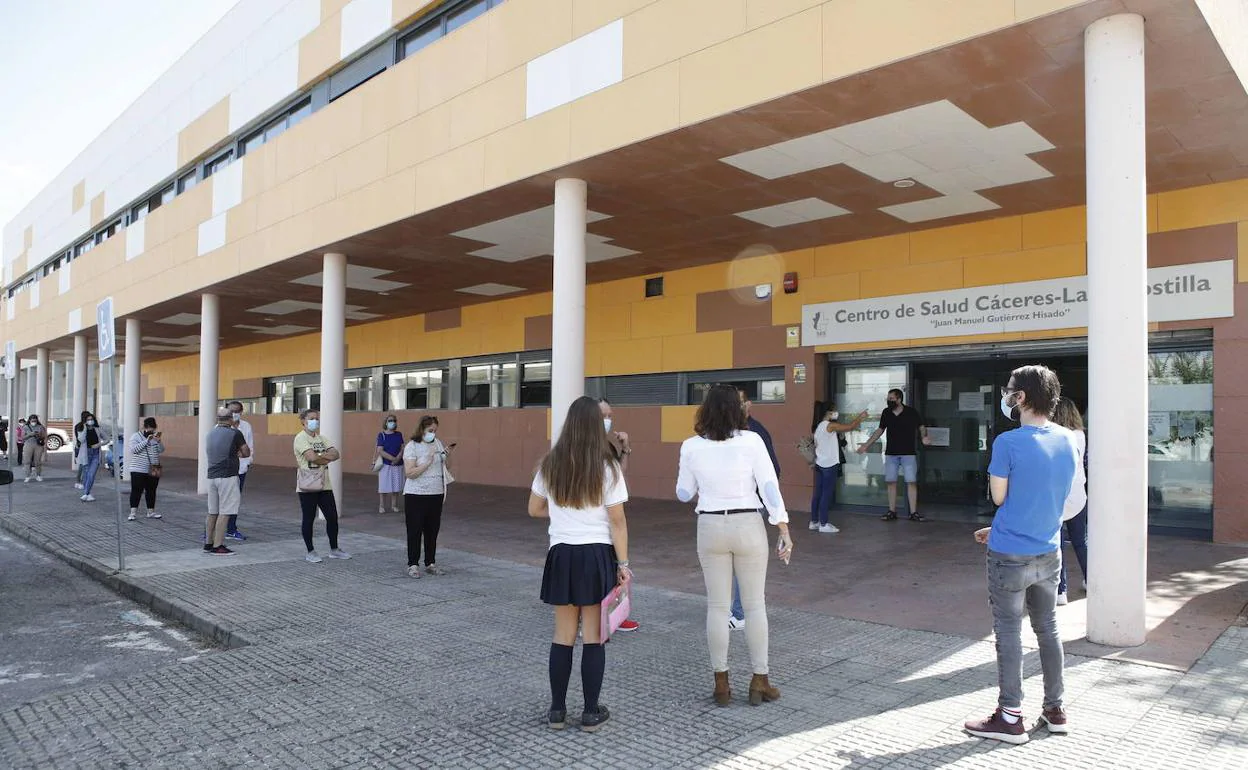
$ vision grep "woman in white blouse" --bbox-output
[677,384,793,708]
[402,415,454,578]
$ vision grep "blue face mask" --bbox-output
[423,432,436,443]
[306,419,319,432]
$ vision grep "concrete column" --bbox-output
[320,253,347,513]
[198,294,220,495]
[34,348,49,420]
[124,319,142,479]
[550,178,587,444]
[1085,13,1148,647]
[72,336,88,469]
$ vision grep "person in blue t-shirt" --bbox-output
[964,365,1078,746]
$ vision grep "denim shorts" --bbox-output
[883,454,918,483]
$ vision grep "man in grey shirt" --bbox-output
[204,407,250,556]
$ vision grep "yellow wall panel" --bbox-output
[226,200,259,243]
[269,413,303,436]
[417,18,490,109]
[1022,206,1086,250]
[298,12,342,88]
[600,337,664,374]
[772,272,860,325]
[71,181,86,213]
[485,0,572,79]
[815,234,909,275]
[963,243,1085,287]
[482,106,570,190]
[362,56,422,138]
[1014,0,1093,22]
[89,193,106,227]
[572,0,656,37]
[910,217,1022,264]
[659,264,727,298]
[1157,178,1248,232]
[1239,221,1247,282]
[661,330,733,371]
[678,7,822,126]
[660,405,699,443]
[1148,193,1159,233]
[448,68,527,148]
[570,63,681,162]
[746,0,822,28]
[392,0,442,27]
[388,102,454,173]
[1020,328,1087,340]
[415,140,486,212]
[860,260,963,298]
[584,341,604,377]
[587,304,632,343]
[624,0,747,78]
[630,294,696,338]
[178,97,230,167]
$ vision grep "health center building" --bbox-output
[4,0,1248,645]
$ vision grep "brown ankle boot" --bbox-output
[713,671,731,706]
[748,674,780,705]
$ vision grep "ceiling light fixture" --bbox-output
[893,179,916,188]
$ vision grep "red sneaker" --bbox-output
[617,619,639,632]
[964,709,1029,745]
[1040,706,1069,734]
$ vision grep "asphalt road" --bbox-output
[0,532,212,708]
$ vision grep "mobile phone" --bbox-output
[448,442,457,449]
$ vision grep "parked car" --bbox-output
[43,419,75,451]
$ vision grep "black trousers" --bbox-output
[129,472,160,509]
[404,493,444,567]
[298,491,340,552]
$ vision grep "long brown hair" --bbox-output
[410,415,438,443]
[1051,397,1084,431]
[539,396,619,508]
[695,384,746,441]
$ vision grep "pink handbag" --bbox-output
[600,581,632,642]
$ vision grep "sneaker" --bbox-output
[581,705,610,733]
[728,616,746,631]
[808,521,819,531]
[390,506,401,513]
[1040,706,1070,734]
[127,512,137,521]
[23,477,30,484]
[424,563,444,575]
[819,523,840,534]
[1056,592,1069,606]
[327,549,352,560]
[964,709,1029,745]
[547,708,567,730]
[210,546,236,556]
[305,551,324,563]
[407,565,422,578]
[203,544,214,554]
[226,530,247,541]
[146,511,162,519]
[618,619,639,632]
[35,476,42,482]
[74,483,83,490]
[379,505,386,514]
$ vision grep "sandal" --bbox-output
[909,512,927,522]
[881,510,898,521]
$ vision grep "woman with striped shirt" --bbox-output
[126,417,165,521]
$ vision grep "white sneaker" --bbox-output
[1056,592,1069,606]
[127,511,137,521]
[84,494,95,502]
[74,483,83,490]
[808,521,819,531]
[24,477,30,484]
[305,551,324,563]
[819,524,840,534]
[728,616,746,631]
[390,507,400,513]
[407,565,422,578]
[378,505,386,514]
[147,511,162,519]
[35,476,42,482]
[327,549,352,560]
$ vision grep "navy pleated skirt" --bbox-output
[541,543,617,606]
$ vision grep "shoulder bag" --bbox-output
[795,435,817,466]
[297,465,326,492]
[146,442,163,479]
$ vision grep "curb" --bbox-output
[0,514,251,650]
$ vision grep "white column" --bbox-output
[320,253,347,514]
[198,294,220,495]
[34,348,49,420]
[1085,13,1148,648]
[124,319,142,479]
[72,336,88,469]
[550,178,588,444]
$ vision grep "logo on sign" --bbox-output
[97,298,116,361]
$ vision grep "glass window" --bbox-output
[177,170,198,194]
[387,370,445,410]
[264,117,288,143]
[835,364,909,508]
[159,184,175,206]
[1147,349,1213,532]
[287,99,311,129]
[521,362,551,407]
[241,129,266,156]
[463,363,518,408]
[74,239,94,256]
[204,150,233,178]
[447,0,487,32]
[687,378,785,406]
[267,380,294,414]
[344,376,373,411]
[295,385,321,412]
[400,22,442,59]
[131,200,150,222]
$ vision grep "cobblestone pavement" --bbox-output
[1,467,1246,769]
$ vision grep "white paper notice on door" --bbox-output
[1149,412,1171,440]
[927,381,952,400]
[959,392,985,411]
[926,427,950,447]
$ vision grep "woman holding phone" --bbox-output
[528,396,630,732]
[677,384,792,707]
[402,415,454,577]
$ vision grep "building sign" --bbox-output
[802,261,1235,347]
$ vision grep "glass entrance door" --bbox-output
[833,364,908,508]
[911,362,998,515]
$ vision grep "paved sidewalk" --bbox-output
[2,463,1247,768]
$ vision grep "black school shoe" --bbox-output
[581,705,610,732]
[547,709,566,730]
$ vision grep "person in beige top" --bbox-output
[292,409,350,564]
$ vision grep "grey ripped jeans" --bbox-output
[986,549,1064,711]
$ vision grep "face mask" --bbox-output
[306,419,319,431]
[386,421,397,430]
[829,411,839,421]
[86,420,95,427]
[603,418,613,433]
[231,412,241,423]
[886,400,898,409]
[423,431,436,443]
[144,429,154,436]
[1000,394,1019,422]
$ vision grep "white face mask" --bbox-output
[385,421,397,430]
[1000,394,1018,421]
[86,420,95,427]
[829,411,839,421]
[603,418,613,433]
[423,431,436,443]
[306,419,319,432]
[231,412,241,423]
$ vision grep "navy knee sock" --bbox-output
[581,643,606,712]
[548,644,574,711]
